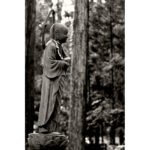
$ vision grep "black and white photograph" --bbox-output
[25,0,124,150]
[1,0,150,150]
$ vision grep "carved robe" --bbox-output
[38,39,68,133]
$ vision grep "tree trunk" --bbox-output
[68,0,89,150]
[25,0,36,142]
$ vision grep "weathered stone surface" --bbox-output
[107,145,125,150]
[28,132,68,150]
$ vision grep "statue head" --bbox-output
[50,23,68,43]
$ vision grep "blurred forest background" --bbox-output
[26,0,124,149]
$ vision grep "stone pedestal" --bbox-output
[28,132,68,150]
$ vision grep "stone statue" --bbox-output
[38,23,70,133]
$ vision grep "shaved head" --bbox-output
[50,23,68,43]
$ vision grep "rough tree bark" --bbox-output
[68,0,89,150]
[25,0,36,142]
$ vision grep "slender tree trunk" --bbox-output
[109,0,115,110]
[68,0,89,150]
[25,0,36,142]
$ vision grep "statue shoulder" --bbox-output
[46,40,55,48]
[46,40,57,52]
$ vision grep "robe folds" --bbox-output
[38,39,68,132]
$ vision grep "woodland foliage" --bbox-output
[87,0,124,136]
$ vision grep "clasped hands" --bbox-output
[64,57,71,66]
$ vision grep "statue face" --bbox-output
[50,23,68,43]
[58,29,68,43]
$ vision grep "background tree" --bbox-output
[25,0,36,142]
[68,0,89,150]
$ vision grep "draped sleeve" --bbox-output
[43,41,69,78]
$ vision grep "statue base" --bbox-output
[28,132,68,150]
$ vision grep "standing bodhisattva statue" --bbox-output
[38,23,70,133]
